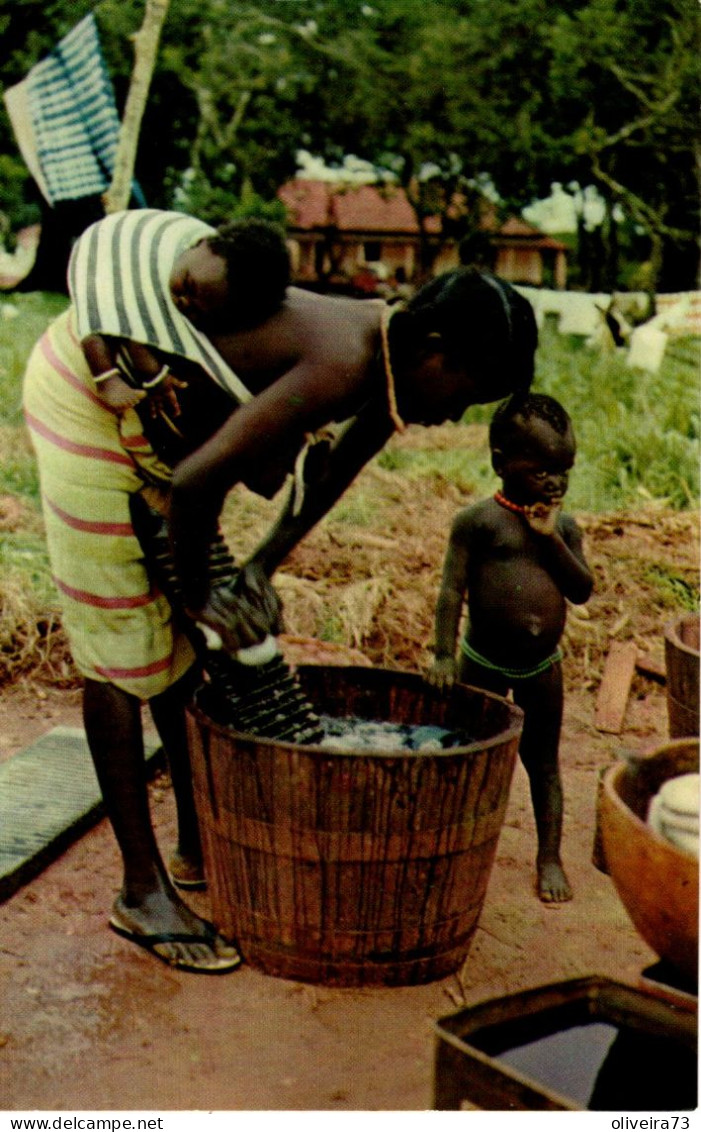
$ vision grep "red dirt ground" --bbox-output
[0,661,677,1113]
[0,424,697,1114]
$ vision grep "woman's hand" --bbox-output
[193,564,284,654]
[237,562,285,635]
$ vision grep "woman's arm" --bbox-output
[168,359,391,610]
[246,407,394,576]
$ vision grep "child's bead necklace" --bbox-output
[494,490,528,515]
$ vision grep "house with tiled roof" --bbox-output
[278,179,422,289]
[490,217,568,289]
[277,179,568,292]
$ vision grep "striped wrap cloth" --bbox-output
[68,208,253,403]
[23,307,197,700]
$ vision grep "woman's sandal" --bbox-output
[109,916,240,974]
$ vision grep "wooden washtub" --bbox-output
[598,738,699,984]
[187,666,523,986]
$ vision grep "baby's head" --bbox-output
[489,393,576,506]
[170,218,291,333]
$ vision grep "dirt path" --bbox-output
[0,673,667,1112]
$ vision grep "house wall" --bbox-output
[288,234,418,283]
[494,247,543,286]
[289,232,567,291]
[432,244,460,275]
[287,237,320,281]
[553,251,567,290]
[337,236,417,279]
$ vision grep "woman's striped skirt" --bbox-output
[23,306,196,700]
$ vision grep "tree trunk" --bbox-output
[603,200,619,292]
[103,0,170,215]
[646,232,663,317]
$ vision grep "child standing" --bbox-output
[428,393,593,903]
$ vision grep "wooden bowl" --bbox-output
[598,738,698,983]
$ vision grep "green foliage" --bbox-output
[546,0,698,289]
[165,168,288,228]
[0,0,696,286]
[0,154,41,236]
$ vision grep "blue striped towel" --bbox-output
[26,13,136,205]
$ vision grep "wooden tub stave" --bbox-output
[664,614,700,738]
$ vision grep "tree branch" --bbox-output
[103,0,170,214]
[591,154,690,243]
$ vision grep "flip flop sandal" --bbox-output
[109,917,241,974]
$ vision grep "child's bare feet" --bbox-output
[537,859,573,903]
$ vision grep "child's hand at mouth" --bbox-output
[523,499,562,535]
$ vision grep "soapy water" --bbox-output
[196,656,475,750]
[318,716,475,753]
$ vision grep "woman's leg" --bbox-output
[83,678,164,893]
[82,677,239,970]
[148,666,205,886]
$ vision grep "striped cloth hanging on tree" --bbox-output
[22,13,142,205]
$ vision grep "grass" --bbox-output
[0,295,68,504]
[642,563,700,612]
[0,293,70,678]
[377,445,490,496]
[0,293,69,423]
[530,323,699,511]
[2,292,698,518]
